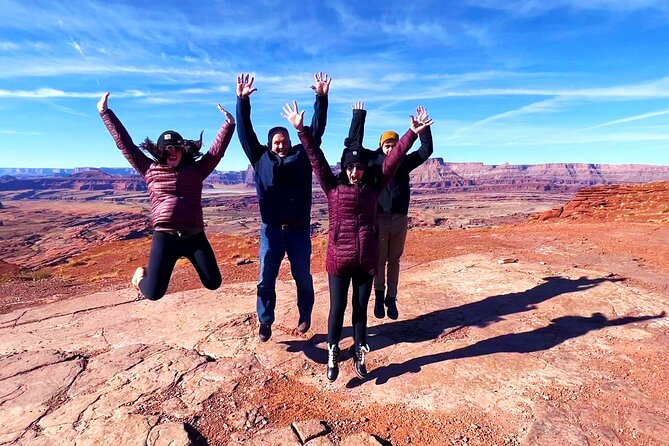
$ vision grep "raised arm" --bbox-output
[308,72,331,146]
[282,101,337,192]
[403,106,434,172]
[345,101,366,147]
[379,106,434,191]
[97,92,152,177]
[235,73,266,167]
[196,104,236,178]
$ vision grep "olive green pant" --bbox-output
[374,213,409,298]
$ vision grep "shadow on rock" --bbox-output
[368,275,626,352]
[367,311,665,386]
[184,422,209,446]
[279,331,353,365]
[281,276,629,371]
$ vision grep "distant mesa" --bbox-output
[1,161,669,193]
[0,167,145,192]
[408,161,669,193]
[70,168,113,179]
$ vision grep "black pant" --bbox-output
[327,268,373,346]
[140,230,221,300]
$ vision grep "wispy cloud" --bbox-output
[379,19,453,45]
[467,0,668,15]
[448,97,569,141]
[0,41,19,51]
[0,129,42,136]
[580,109,669,131]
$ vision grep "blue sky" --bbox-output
[2,0,669,170]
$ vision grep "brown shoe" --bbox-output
[297,318,311,334]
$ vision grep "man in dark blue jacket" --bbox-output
[236,72,331,342]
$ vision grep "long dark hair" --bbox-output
[138,131,204,165]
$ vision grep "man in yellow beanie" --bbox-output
[371,109,433,319]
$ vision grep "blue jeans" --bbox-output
[257,223,314,325]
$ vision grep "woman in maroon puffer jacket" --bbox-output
[282,101,433,381]
[98,92,235,301]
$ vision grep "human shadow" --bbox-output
[367,275,626,352]
[361,311,665,387]
[280,275,625,365]
[279,329,356,365]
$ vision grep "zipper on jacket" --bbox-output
[355,186,360,265]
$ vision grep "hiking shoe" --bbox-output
[297,318,311,334]
[373,289,385,319]
[327,343,340,382]
[131,267,146,299]
[385,296,399,320]
[259,323,272,342]
[352,344,370,378]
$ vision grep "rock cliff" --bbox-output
[409,160,669,192]
[532,181,669,223]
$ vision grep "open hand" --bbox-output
[281,101,305,132]
[352,101,365,110]
[97,92,109,113]
[236,73,257,98]
[217,104,234,125]
[310,72,332,95]
[410,106,434,134]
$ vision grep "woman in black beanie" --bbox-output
[282,100,433,381]
[98,92,235,301]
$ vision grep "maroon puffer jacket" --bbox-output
[100,109,235,231]
[298,128,417,276]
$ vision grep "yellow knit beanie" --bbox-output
[379,131,399,146]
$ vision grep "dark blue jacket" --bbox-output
[347,108,433,215]
[236,94,328,226]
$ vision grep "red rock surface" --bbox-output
[1,183,669,445]
[532,181,669,223]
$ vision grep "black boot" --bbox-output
[327,343,340,382]
[373,289,385,319]
[352,344,370,378]
[258,323,272,342]
[385,295,398,320]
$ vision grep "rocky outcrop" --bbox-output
[531,181,669,223]
[0,170,145,192]
[207,170,247,186]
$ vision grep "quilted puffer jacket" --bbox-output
[298,127,417,275]
[100,109,235,231]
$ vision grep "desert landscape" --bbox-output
[1,167,668,445]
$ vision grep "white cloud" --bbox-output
[0,41,19,51]
[466,0,667,14]
[0,129,42,135]
[580,109,669,131]
[379,19,452,45]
